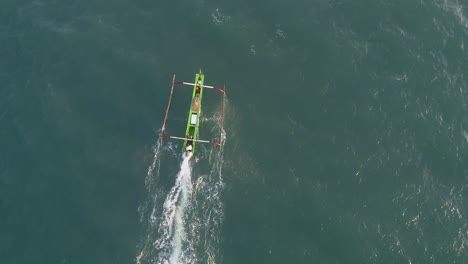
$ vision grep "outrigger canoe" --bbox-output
[160,69,226,157]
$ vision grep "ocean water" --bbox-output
[1,0,468,263]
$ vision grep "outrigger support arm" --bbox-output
[174,81,225,93]
[160,134,220,146]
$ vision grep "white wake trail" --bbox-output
[156,155,193,264]
[137,104,228,264]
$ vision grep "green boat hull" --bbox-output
[182,71,204,155]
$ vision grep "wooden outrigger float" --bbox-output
[160,69,226,157]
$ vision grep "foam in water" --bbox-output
[137,147,226,264]
[137,154,194,264]
[165,155,193,264]
[137,106,227,264]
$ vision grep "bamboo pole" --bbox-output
[160,74,176,143]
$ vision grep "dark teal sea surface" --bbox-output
[2,0,468,263]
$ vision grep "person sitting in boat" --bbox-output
[185,144,193,152]
[186,135,193,145]
[192,97,200,111]
[196,78,202,93]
